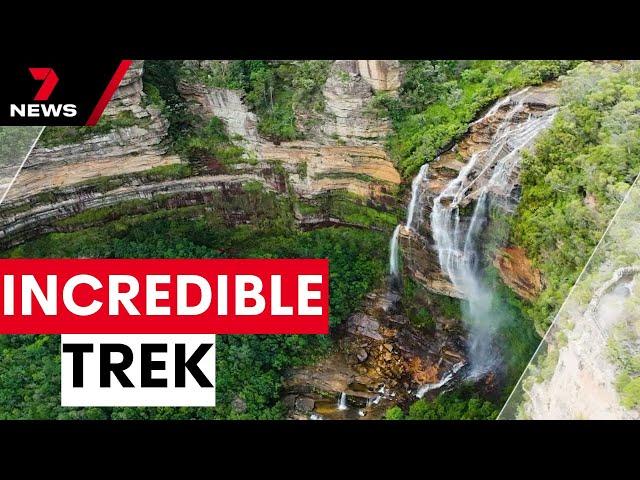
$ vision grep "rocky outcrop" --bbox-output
[103,60,146,118]
[178,81,260,143]
[357,60,402,93]
[400,84,560,299]
[6,153,178,203]
[22,115,173,171]
[320,60,393,144]
[399,226,464,298]
[0,173,271,247]
[259,142,400,199]
[284,288,466,419]
[494,246,544,301]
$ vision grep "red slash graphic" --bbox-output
[29,67,59,101]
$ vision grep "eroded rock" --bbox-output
[494,246,544,301]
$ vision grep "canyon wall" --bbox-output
[0,60,404,246]
[177,60,402,201]
[398,85,558,300]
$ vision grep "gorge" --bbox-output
[3,60,638,420]
[291,83,561,419]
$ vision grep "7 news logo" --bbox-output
[9,67,77,118]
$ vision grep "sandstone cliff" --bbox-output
[399,85,558,299]
[177,60,402,202]
[0,60,403,247]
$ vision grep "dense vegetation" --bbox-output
[376,60,580,179]
[6,59,636,420]
[609,300,640,411]
[180,60,331,142]
[385,385,499,420]
[0,185,388,419]
[0,126,43,166]
[511,61,640,334]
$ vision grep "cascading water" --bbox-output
[406,162,430,230]
[337,392,348,410]
[389,163,429,283]
[430,89,557,376]
[389,225,401,280]
[416,361,466,398]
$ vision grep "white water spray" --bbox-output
[406,162,430,230]
[337,392,348,410]
[389,225,402,280]
[416,361,466,397]
[430,89,557,376]
[389,163,429,282]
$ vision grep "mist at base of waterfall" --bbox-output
[461,293,501,379]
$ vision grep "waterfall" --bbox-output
[389,163,430,283]
[430,89,557,376]
[389,225,402,280]
[416,361,466,398]
[406,163,430,230]
[337,392,348,410]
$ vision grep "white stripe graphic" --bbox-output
[0,126,45,207]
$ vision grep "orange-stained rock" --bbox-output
[494,246,544,301]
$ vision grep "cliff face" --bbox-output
[357,60,402,93]
[177,60,402,202]
[520,266,640,420]
[319,60,395,143]
[0,60,403,246]
[494,246,544,301]
[399,85,558,300]
[178,82,260,143]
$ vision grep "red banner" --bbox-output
[0,259,329,334]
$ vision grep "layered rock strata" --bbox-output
[0,60,403,247]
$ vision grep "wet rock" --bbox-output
[284,354,355,396]
[374,291,401,313]
[283,395,297,409]
[295,397,315,413]
[397,84,559,300]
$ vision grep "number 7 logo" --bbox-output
[29,67,59,101]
